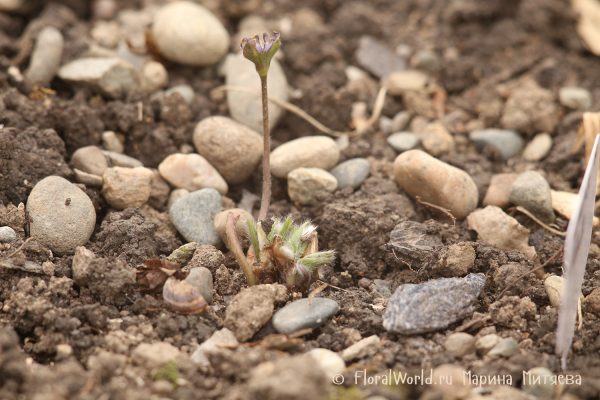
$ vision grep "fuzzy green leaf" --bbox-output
[247,219,260,254]
[299,250,335,270]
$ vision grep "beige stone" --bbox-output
[214,208,255,249]
[420,123,455,156]
[158,153,228,195]
[551,190,599,227]
[482,173,520,209]
[102,166,154,209]
[70,146,108,177]
[271,136,340,179]
[288,168,337,205]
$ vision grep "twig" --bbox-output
[317,279,347,292]
[2,237,32,260]
[415,196,456,226]
[512,206,566,237]
[210,84,388,138]
[308,282,328,306]
[497,248,563,301]
[391,248,413,271]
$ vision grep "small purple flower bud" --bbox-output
[240,31,281,77]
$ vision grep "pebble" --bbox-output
[101,131,124,153]
[288,168,338,205]
[169,188,222,246]
[72,246,95,287]
[193,116,263,184]
[432,364,471,399]
[214,208,254,248]
[379,116,393,135]
[131,342,180,370]
[444,332,476,358]
[509,171,555,223]
[225,53,289,132]
[392,111,412,132]
[523,132,553,162]
[482,173,520,209]
[305,349,345,381]
[151,1,229,66]
[272,298,339,335]
[271,136,340,179]
[0,226,16,243]
[419,123,455,156]
[355,36,406,78]
[584,288,600,316]
[141,61,168,94]
[559,86,593,110]
[191,328,238,367]
[102,166,154,210]
[93,0,116,20]
[445,243,476,276]
[24,26,64,87]
[469,129,524,160]
[185,267,213,304]
[70,146,108,177]
[90,20,120,48]
[340,335,381,362]
[336,134,349,151]
[103,151,143,168]
[386,70,429,95]
[475,334,501,355]
[393,150,479,219]
[487,338,519,357]
[167,188,190,211]
[165,84,194,106]
[522,367,555,398]
[148,169,170,210]
[74,169,104,187]
[387,132,420,152]
[544,275,566,308]
[383,273,485,334]
[158,153,228,195]
[26,176,96,255]
[167,242,199,267]
[501,79,558,134]
[370,279,392,299]
[411,49,440,74]
[551,190,600,227]
[329,158,370,190]
[58,57,141,99]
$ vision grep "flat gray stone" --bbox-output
[383,273,485,334]
[169,188,222,246]
[559,86,593,110]
[509,171,555,223]
[103,151,143,168]
[387,132,419,152]
[272,298,339,335]
[0,226,16,243]
[469,129,524,160]
[185,267,213,304]
[24,26,64,87]
[370,279,392,299]
[392,111,412,132]
[355,36,406,78]
[330,158,370,190]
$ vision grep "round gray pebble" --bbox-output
[387,132,419,152]
[26,176,96,255]
[559,86,593,110]
[0,226,16,243]
[24,26,64,87]
[509,171,555,223]
[469,129,524,160]
[330,158,370,190]
[169,188,222,246]
[185,267,213,304]
[166,84,194,105]
[272,298,339,335]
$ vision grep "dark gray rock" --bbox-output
[272,298,339,335]
[169,188,222,246]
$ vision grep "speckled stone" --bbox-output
[329,158,370,190]
[185,267,213,304]
[509,171,555,223]
[469,129,524,160]
[387,132,420,152]
[169,188,222,246]
[0,226,16,243]
[383,273,485,334]
[272,298,339,335]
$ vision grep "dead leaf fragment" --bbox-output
[136,259,188,294]
[551,190,600,227]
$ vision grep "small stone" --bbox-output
[214,208,254,248]
[469,129,524,160]
[559,86,593,110]
[552,190,600,227]
[225,284,288,341]
[370,279,392,299]
[272,298,339,335]
[340,335,381,362]
[70,146,108,177]
[383,273,485,334]
[330,158,370,190]
[288,168,338,205]
[102,166,154,210]
[445,242,475,276]
[336,134,349,151]
[544,275,565,308]
[72,246,96,287]
[101,131,124,153]
[90,20,120,48]
[167,188,190,211]
[225,53,289,132]
[103,151,143,168]
[58,57,141,99]
[26,176,96,255]
[24,26,64,87]
[74,169,103,187]
[167,242,200,267]
[411,49,440,74]
[132,342,180,370]
[147,169,170,210]
[444,332,476,358]
[49,276,73,297]
[141,61,168,94]
[0,226,16,243]
[475,334,501,355]
[158,153,228,195]
[522,367,555,398]
[487,338,519,357]
[482,173,520,209]
[392,111,412,132]
[509,171,555,223]
[193,116,263,184]
[523,132,553,162]
[56,343,73,360]
[185,267,213,304]
[387,132,420,152]
[584,288,600,316]
[165,84,195,105]
[419,123,455,156]
[93,0,116,20]
[152,1,229,66]
[169,188,222,246]
[501,79,558,134]
[386,70,429,95]
[432,364,471,399]
[42,261,55,276]
[393,150,478,219]
[379,116,393,135]
[355,36,406,79]
[305,348,345,381]
[191,328,238,367]
[271,136,340,179]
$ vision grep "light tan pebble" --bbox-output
[305,348,345,381]
[70,146,108,176]
[419,123,455,156]
[340,335,380,362]
[158,153,228,195]
[523,132,553,162]
[288,168,337,206]
[584,288,600,316]
[102,166,154,210]
[74,168,104,187]
[24,26,64,87]
[42,261,56,276]
[167,188,190,211]
[147,169,171,210]
[214,208,255,249]
[475,334,500,355]
[271,136,340,179]
[393,150,478,219]
[482,173,520,209]
[141,61,168,94]
[444,332,476,358]
[551,190,599,227]
[193,116,263,184]
[445,242,475,276]
[386,70,429,95]
[131,342,181,369]
[90,20,120,49]
[101,131,124,153]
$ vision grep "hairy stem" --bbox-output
[226,212,256,286]
[258,75,271,222]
